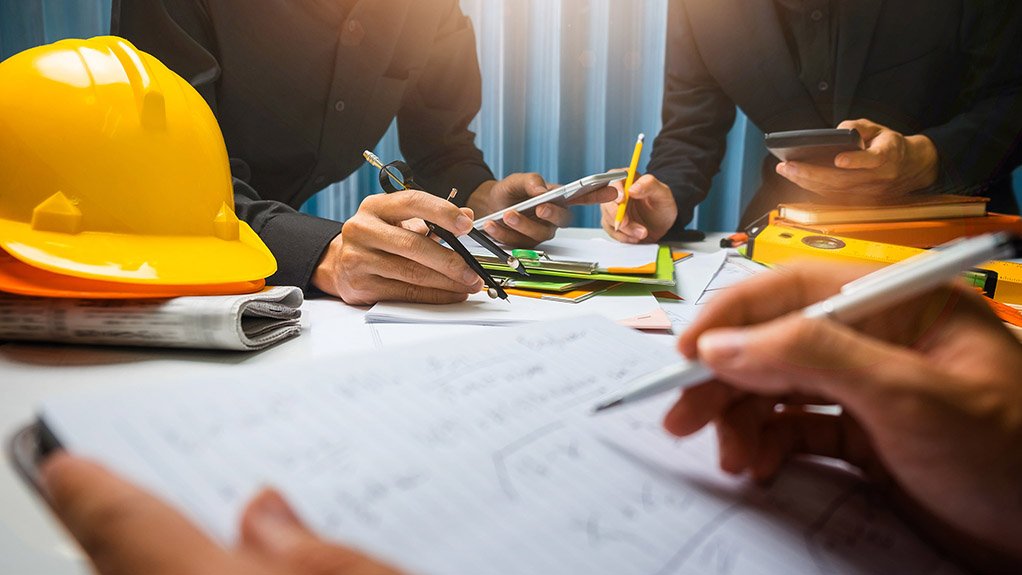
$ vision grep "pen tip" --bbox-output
[592,398,623,414]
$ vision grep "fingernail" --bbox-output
[463,270,480,284]
[246,490,305,555]
[537,206,549,218]
[630,184,642,194]
[505,212,520,225]
[485,221,499,234]
[698,330,746,365]
[456,215,473,232]
[635,226,648,240]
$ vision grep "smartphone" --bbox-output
[764,128,865,165]
[473,171,626,228]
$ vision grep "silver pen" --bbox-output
[593,232,1022,413]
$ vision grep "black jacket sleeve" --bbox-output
[646,0,737,238]
[921,1,1022,197]
[111,0,343,292]
[396,1,495,207]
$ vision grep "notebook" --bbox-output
[25,316,961,575]
[778,194,988,225]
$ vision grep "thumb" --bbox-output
[41,452,229,575]
[240,489,402,575]
[697,314,919,416]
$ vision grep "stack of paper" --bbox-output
[366,285,671,330]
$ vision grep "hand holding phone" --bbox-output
[768,120,940,198]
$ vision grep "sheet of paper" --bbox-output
[365,286,665,327]
[674,250,727,302]
[696,256,769,305]
[39,315,960,575]
[465,237,660,271]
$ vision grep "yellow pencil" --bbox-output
[614,133,645,232]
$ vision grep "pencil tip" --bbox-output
[613,222,621,232]
[592,398,623,414]
[638,133,645,142]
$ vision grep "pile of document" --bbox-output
[0,286,304,351]
[367,238,680,330]
[366,237,769,339]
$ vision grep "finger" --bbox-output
[835,130,900,169]
[41,453,229,575]
[696,312,928,417]
[504,173,551,201]
[752,409,879,483]
[343,218,479,287]
[616,219,648,241]
[363,250,483,293]
[776,161,887,193]
[677,262,875,358]
[356,275,474,305]
[663,381,742,437]
[360,191,474,235]
[600,202,640,244]
[836,118,882,141]
[567,185,620,206]
[715,396,776,474]
[622,174,662,199]
[241,489,401,575]
[535,202,573,228]
[500,210,559,244]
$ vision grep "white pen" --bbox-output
[592,232,1022,413]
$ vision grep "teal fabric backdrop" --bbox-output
[2,0,1018,232]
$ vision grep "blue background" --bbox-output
[2,0,1019,231]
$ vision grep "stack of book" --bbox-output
[769,194,1022,248]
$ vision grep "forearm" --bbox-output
[233,178,342,292]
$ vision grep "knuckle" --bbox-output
[359,194,382,212]
[284,540,376,575]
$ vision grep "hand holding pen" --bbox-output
[309,177,488,306]
[364,151,520,300]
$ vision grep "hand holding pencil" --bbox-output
[601,135,679,244]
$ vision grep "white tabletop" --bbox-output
[0,229,724,574]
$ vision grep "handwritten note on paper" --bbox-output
[40,316,961,575]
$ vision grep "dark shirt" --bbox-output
[774,0,838,125]
[648,0,1022,235]
[112,0,495,291]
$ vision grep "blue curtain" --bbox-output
[5,0,1015,232]
[306,0,762,231]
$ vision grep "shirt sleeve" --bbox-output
[111,0,343,292]
[646,0,737,239]
[394,0,495,207]
[920,0,1022,197]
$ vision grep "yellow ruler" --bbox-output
[743,224,1022,304]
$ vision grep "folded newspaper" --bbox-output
[0,286,303,351]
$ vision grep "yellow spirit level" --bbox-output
[744,224,1022,304]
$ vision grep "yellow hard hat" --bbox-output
[0,248,265,299]
[0,36,276,285]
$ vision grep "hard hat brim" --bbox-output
[0,249,266,298]
[0,220,277,285]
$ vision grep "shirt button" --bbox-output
[810,10,824,22]
[342,19,365,46]
[334,100,346,112]
[818,81,830,92]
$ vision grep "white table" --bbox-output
[0,230,724,574]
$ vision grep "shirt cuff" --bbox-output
[258,212,343,292]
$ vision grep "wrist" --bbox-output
[466,180,498,216]
[904,135,939,191]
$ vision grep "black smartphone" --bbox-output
[764,128,865,165]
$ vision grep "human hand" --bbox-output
[600,174,678,243]
[468,173,617,247]
[312,190,483,305]
[666,262,1022,568]
[776,119,939,198]
[41,452,403,575]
